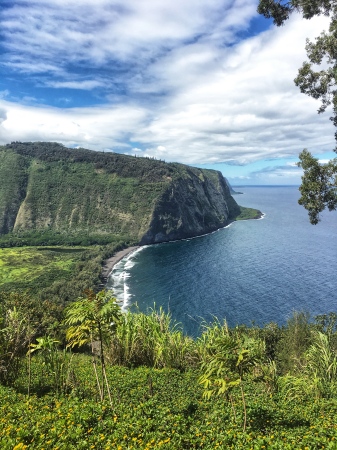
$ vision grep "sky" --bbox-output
[0,0,335,185]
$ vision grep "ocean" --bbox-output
[106,186,337,336]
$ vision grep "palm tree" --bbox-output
[64,289,122,404]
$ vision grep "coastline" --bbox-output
[101,245,140,285]
[100,209,263,287]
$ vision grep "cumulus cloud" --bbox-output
[1,0,252,73]
[0,108,7,125]
[132,14,333,164]
[0,100,148,149]
[0,0,334,169]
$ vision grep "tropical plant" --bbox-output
[199,323,265,431]
[108,307,196,370]
[29,336,73,394]
[278,373,315,403]
[304,330,337,397]
[0,306,31,386]
[64,289,122,404]
[276,311,313,375]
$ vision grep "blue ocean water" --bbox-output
[108,186,337,336]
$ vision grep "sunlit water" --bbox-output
[107,186,337,336]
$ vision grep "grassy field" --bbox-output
[0,247,86,285]
[0,247,87,289]
[0,241,127,303]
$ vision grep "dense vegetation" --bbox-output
[235,207,262,221]
[0,142,260,247]
[0,142,171,243]
[0,241,130,304]
[0,141,275,448]
[1,289,337,449]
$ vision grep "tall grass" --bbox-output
[107,307,197,370]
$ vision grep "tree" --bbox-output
[258,0,337,223]
[64,289,122,404]
[297,150,337,224]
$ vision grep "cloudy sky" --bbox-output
[0,0,335,185]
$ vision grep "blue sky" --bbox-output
[0,0,335,185]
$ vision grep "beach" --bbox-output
[101,246,140,284]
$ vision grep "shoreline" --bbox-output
[100,245,140,285]
[100,211,263,287]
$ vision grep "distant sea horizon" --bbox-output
[107,185,337,336]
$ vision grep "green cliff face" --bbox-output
[0,142,243,245]
[140,166,240,244]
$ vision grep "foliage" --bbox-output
[108,307,196,370]
[304,331,337,397]
[65,289,122,403]
[0,292,63,386]
[2,362,337,449]
[29,336,73,395]
[0,142,250,247]
[0,291,63,338]
[2,298,337,447]
[0,143,172,245]
[198,321,265,431]
[276,311,313,375]
[236,206,263,221]
[0,242,130,304]
[0,246,85,292]
[0,150,28,235]
[4,141,174,181]
[0,307,29,386]
[65,290,122,349]
[257,0,337,223]
[297,150,337,224]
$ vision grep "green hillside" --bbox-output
[0,142,255,247]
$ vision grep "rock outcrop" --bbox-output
[140,169,240,244]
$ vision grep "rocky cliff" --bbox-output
[0,142,249,246]
[140,168,240,244]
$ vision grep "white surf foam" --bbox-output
[107,246,146,311]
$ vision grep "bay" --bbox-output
[107,186,337,336]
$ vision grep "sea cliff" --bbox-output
[0,142,257,246]
[140,168,240,244]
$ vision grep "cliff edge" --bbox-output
[0,142,255,246]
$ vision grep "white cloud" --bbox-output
[129,14,333,164]
[318,159,333,164]
[45,80,107,90]
[0,108,7,125]
[1,0,253,71]
[0,100,148,149]
[0,1,334,167]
